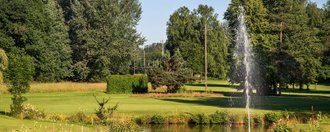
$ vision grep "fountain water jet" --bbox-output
[234,6,253,132]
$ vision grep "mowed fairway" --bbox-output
[0,80,330,131]
[0,80,329,115]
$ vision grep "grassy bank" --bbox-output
[0,115,106,131]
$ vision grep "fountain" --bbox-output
[234,6,254,132]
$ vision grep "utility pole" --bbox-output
[161,40,164,56]
[143,48,146,74]
[133,60,135,75]
[279,21,283,95]
[280,22,283,49]
[204,22,208,92]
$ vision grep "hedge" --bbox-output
[106,74,148,94]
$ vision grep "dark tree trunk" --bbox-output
[249,88,253,96]
[279,83,283,95]
[292,83,295,89]
[306,84,310,90]
[272,83,277,95]
[243,88,246,96]
[256,85,272,96]
[299,83,303,90]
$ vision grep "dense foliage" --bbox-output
[224,0,329,95]
[61,0,144,81]
[6,49,34,115]
[166,5,229,79]
[0,0,329,96]
[0,0,143,82]
[106,74,148,94]
[0,48,8,84]
[147,50,194,93]
[0,0,72,82]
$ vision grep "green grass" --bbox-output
[186,80,330,97]
[0,91,329,115]
[0,80,329,130]
[0,115,106,131]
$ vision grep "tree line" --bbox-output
[145,0,330,95]
[0,0,329,95]
[0,0,143,82]
[224,0,330,95]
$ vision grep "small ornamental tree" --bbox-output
[148,50,194,93]
[93,94,118,124]
[6,49,34,116]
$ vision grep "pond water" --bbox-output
[141,124,268,132]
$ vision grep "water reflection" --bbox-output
[142,124,267,132]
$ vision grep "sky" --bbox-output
[136,0,327,46]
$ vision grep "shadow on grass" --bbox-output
[187,90,245,97]
[321,83,330,86]
[159,96,330,113]
[283,89,330,94]
[0,111,9,116]
[186,84,233,88]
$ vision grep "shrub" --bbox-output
[273,124,292,132]
[93,95,118,124]
[265,112,282,124]
[244,116,253,126]
[281,110,290,120]
[209,111,230,124]
[165,114,190,124]
[106,74,148,94]
[148,68,194,93]
[253,115,263,125]
[176,86,187,93]
[68,111,87,123]
[191,113,210,124]
[6,49,34,116]
[84,115,100,125]
[46,113,67,122]
[133,115,150,124]
[150,114,165,124]
[293,112,312,123]
[230,114,242,124]
[108,121,141,132]
[21,104,45,120]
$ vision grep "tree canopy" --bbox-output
[166,5,229,79]
[0,0,328,95]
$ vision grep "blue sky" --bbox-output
[136,0,326,46]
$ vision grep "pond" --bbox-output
[141,124,268,132]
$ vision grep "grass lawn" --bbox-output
[0,115,106,131]
[0,80,329,130]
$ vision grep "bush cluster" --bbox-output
[209,111,231,124]
[150,114,165,124]
[108,121,141,132]
[46,112,111,125]
[68,111,88,123]
[273,124,292,132]
[133,111,317,126]
[165,114,190,124]
[292,112,313,123]
[265,112,282,124]
[191,113,210,124]
[253,115,263,125]
[106,74,148,94]
[21,104,46,120]
[134,111,248,125]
